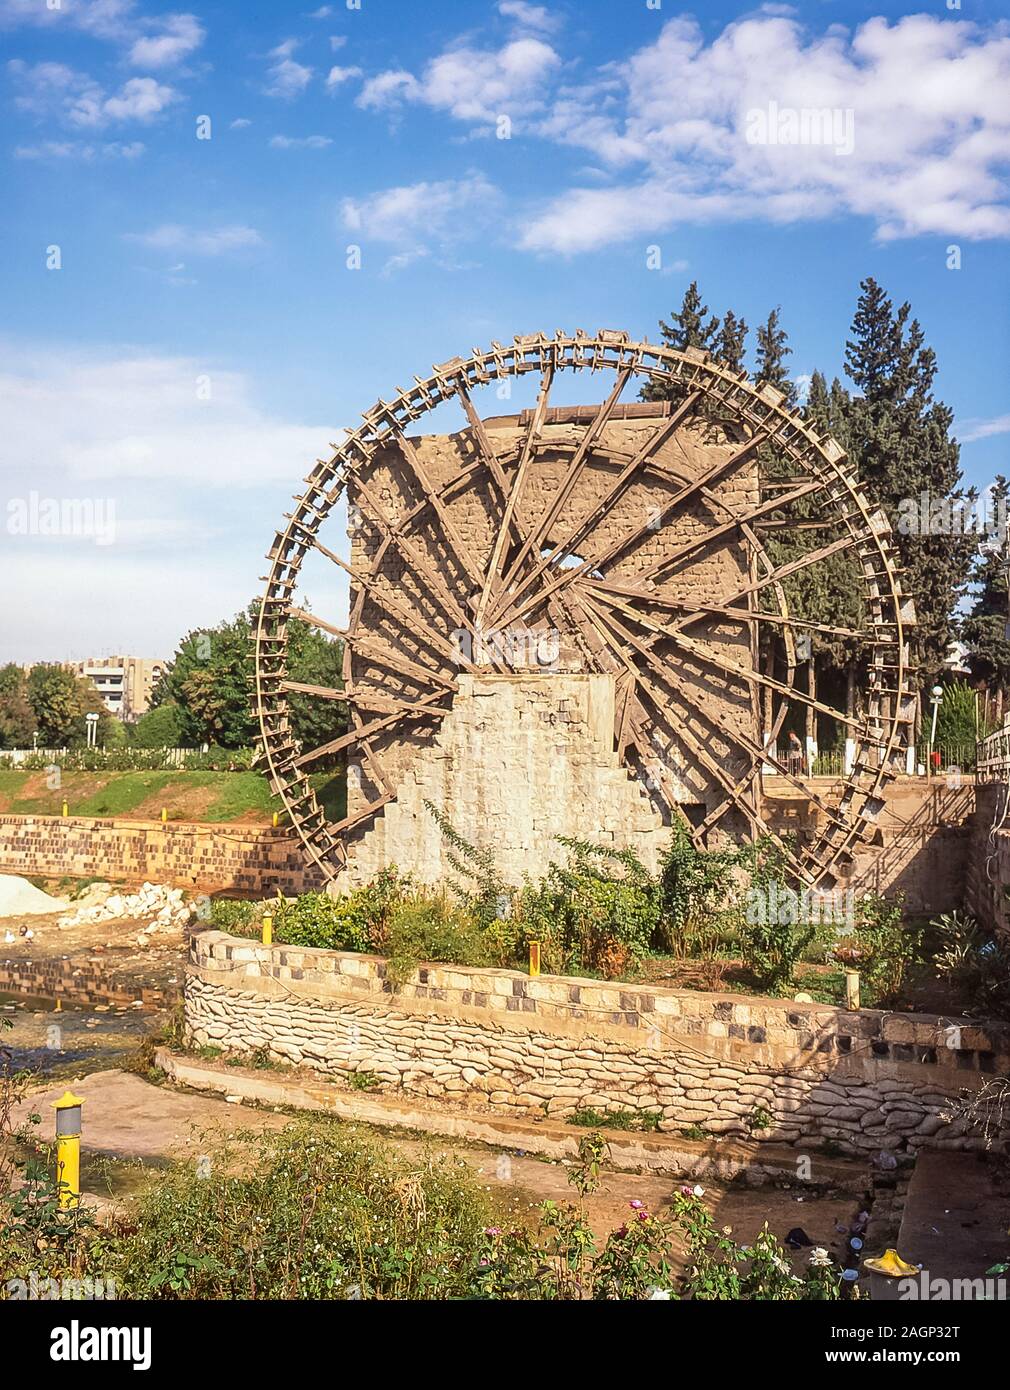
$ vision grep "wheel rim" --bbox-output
[256,330,915,887]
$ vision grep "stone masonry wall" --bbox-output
[186,931,1010,1154]
[341,672,667,887]
[0,815,324,895]
[967,781,1010,938]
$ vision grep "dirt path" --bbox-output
[10,1069,863,1258]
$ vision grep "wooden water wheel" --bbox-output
[256,330,915,886]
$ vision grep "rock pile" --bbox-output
[58,882,194,943]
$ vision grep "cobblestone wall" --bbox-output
[186,931,1009,1154]
[0,815,323,894]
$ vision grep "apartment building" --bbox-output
[73,655,167,721]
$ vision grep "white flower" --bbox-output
[692,1184,705,1197]
[809,1246,832,1267]
[646,1286,672,1300]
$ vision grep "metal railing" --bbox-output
[977,726,1010,782]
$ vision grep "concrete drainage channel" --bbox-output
[154,1046,868,1189]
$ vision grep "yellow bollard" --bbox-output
[272,811,279,828]
[161,807,168,824]
[845,970,861,1011]
[61,801,68,817]
[529,941,541,978]
[52,1090,84,1210]
[262,913,273,947]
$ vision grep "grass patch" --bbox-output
[0,769,343,825]
[569,1107,661,1133]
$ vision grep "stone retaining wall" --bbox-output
[186,931,1010,1155]
[0,815,324,895]
[967,782,1010,938]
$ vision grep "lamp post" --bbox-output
[928,684,943,775]
[84,711,99,749]
[52,1090,84,1209]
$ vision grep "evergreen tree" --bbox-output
[714,309,749,373]
[754,308,796,405]
[961,476,1010,699]
[844,277,971,681]
[641,281,720,401]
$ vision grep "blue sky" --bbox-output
[1,0,1009,661]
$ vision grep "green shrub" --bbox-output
[385,891,493,987]
[424,800,512,931]
[273,869,410,953]
[931,911,1010,1017]
[738,908,815,993]
[208,898,260,935]
[659,822,741,957]
[836,893,917,1003]
[515,840,661,978]
[98,1123,492,1300]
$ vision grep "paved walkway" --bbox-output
[897,1150,1010,1292]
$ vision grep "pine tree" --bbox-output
[714,309,749,373]
[641,281,720,401]
[755,308,796,405]
[961,476,1010,701]
[844,277,971,681]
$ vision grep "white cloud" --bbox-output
[326,64,362,90]
[959,414,1010,444]
[269,134,332,149]
[357,36,559,124]
[128,13,205,68]
[0,339,347,657]
[99,76,178,122]
[357,69,420,110]
[14,139,144,160]
[126,224,264,256]
[9,61,178,127]
[265,39,313,98]
[0,343,335,487]
[498,1,561,35]
[230,117,252,129]
[518,14,1010,251]
[381,248,429,277]
[341,173,501,246]
[0,0,136,40]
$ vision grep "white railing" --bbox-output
[0,746,197,766]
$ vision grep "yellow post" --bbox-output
[845,970,861,1011]
[529,941,541,977]
[272,811,279,828]
[61,801,68,817]
[161,807,168,823]
[52,1090,84,1210]
[262,913,273,946]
